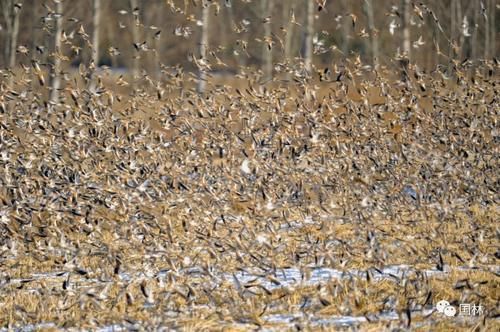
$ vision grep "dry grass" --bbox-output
[0,60,498,330]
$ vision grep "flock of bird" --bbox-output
[0,1,498,331]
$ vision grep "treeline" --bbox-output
[0,0,497,76]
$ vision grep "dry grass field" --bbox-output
[0,0,498,330]
[0,58,498,331]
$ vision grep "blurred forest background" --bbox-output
[0,0,498,86]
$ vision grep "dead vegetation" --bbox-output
[0,57,498,329]
[0,0,499,330]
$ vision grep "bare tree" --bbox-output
[1,0,22,71]
[341,0,351,55]
[153,5,162,81]
[224,0,240,69]
[456,0,464,59]
[261,0,273,80]
[283,0,296,81]
[49,0,63,103]
[401,0,411,59]
[29,2,40,57]
[364,0,379,69]
[8,1,21,70]
[471,0,479,61]
[449,0,457,59]
[0,0,493,81]
[92,0,100,69]
[304,0,314,73]
[283,0,296,62]
[483,0,491,59]
[490,0,495,60]
[130,0,140,80]
[197,0,210,93]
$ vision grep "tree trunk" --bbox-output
[1,0,12,67]
[401,0,411,59]
[261,0,273,80]
[457,0,464,59]
[197,0,210,94]
[89,0,100,91]
[30,1,41,91]
[283,0,295,60]
[449,0,457,58]
[8,1,21,69]
[1,0,22,71]
[471,0,479,61]
[153,2,164,82]
[304,0,314,73]
[341,0,351,55]
[483,0,490,59]
[129,0,140,81]
[92,0,100,68]
[364,0,379,69]
[49,0,63,103]
[283,0,296,81]
[225,1,240,69]
[399,0,411,80]
[490,0,496,61]
[30,1,39,56]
